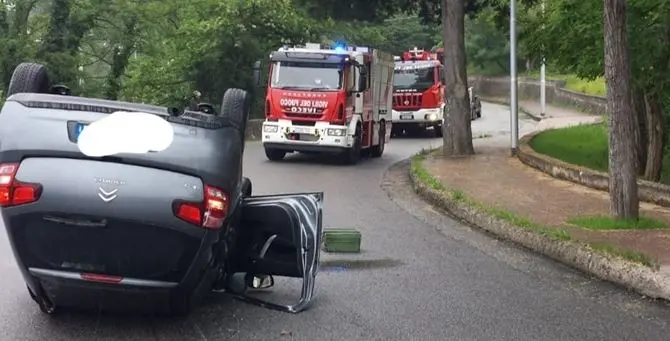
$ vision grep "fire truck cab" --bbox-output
[261,43,394,164]
[391,47,481,138]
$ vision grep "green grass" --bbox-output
[529,123,609,172]
[529,123,670,184]
[521,72,606,97]
[410,150,658,267]
[568,215,667,230]
[589,243,658,268]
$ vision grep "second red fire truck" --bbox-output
[391,47,481,137]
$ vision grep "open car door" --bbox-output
[233,192,323,313]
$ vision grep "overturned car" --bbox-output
[0,62,323,316]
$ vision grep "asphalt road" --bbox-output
[1,102,669,341]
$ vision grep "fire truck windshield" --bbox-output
[270,61,343,91]
[393,64,436,90]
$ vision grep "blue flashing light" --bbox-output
[332,40,347,52]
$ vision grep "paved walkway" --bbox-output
[421,101,670,269]
[519,100,603,133]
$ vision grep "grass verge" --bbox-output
[529,123,609,172]
[528,122,670,184]
[410,151,570,242]
[410,150,658,268]
[589,243,657,268]
[568,215,667,231]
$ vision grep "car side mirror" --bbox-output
[252,60,262,87]
[246,273,275,289]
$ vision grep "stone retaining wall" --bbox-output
[468,76,607,115]
[518,132,670,208]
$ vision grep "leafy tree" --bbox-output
[521,0,670,182]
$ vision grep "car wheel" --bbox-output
[265,147,286,161]
[435,125,443,137]
[7,63,51,97]
[241,177,252,197]
[370,123,385,157]
[220,88,251,137]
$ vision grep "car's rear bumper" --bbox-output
[4,211,219,313]
[29,268,177,313]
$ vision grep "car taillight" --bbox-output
[174,184,229,229]
[203,184,229,229]
[0,163,42,207]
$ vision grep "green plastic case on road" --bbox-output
[322,228,361,253]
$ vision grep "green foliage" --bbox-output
[463,9,510,76]
[567,215,666,230]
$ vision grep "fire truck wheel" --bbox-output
[343,126,362,164]
[7,62,51,96]
[264,147,286,161]
[370,123,385,157]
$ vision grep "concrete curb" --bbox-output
[518,131,670,208]
[479,96,541,121]
[408,154,670,300]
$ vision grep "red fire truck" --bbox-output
[391,47,481,137]
[261,43,394,164]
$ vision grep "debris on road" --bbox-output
[322,228,362,253]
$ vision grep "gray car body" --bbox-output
[0,92,324,314]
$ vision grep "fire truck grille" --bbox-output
[393,94,423,108]
[283,107,325,118]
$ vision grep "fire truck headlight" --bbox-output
[327,128,347,136]
[426,113,437,121]
[263,125,278,133]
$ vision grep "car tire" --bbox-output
[241,177,252,197]
[7,63,51,96]
[220,88,251,135]
[370,123,385,157]
[265,147,286,161]
[435,125,443,138]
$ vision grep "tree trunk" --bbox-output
[441,0,474,156]
[631,88,647,175]
[604,0,639,219]
[643,92,664,181]
[105,19,138,100]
